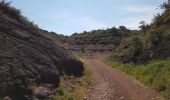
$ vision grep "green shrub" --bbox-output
[147,30,164,46]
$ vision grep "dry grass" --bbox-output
[54,65,92,100]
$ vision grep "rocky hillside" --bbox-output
[65,26,137,52]
[34,24,137,53]
[0,1,84,100]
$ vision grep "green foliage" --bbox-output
[105,59,170,100]
[139,21,150,33]
[82,67,92,88]
[54,84,74,100]
[113,36,144,63]
[67,26,135,45]
[147,30,164,46]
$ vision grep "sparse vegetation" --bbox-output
[54,65,91,100]
[38,29,67,41]
[105,59,170,100]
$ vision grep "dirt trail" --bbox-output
[85,58,164,100]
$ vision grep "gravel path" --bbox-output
[85,58,164,100]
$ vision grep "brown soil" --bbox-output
[85,58,164,100]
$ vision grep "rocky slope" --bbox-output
[65,27,137,53]
[0,1,84,100]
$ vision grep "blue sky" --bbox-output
[11,0,165,35]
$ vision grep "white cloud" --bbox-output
[116,5,163,30]
[114,15,153,30]
[121,5,160,13]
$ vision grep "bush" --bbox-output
[113,36,145,63]
[148,30,164,46]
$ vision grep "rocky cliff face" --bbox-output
[0,2,84,100]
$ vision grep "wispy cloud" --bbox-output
[114,15,154,30]
[121,5,159,13]
[116,5,163,30]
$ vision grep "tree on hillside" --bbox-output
[139,21,149,33]
[119,26,128,31]
[83,31,88,34]
[161,0,170,10]
[72,32,78,36]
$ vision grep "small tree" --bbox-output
[139,21,149,33]
[72,32,78,36]
[161,0,170,11]
[119,26,128,31]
